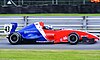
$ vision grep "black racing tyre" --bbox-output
[68,33,79,45]
[8,32,22,45]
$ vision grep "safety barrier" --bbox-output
[0,16,100,35]
[0,4,100,14]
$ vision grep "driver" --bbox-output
[43,25,53,30]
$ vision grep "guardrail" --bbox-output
[0,16,100,35]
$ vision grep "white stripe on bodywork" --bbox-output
[34,22,46,39]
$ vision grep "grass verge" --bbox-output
[0,14,100,16]
[0,49,100,60]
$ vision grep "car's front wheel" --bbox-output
[68,33,79,45]
[8,32,22,45]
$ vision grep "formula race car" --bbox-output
[4,22,99,45]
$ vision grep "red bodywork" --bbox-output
[40,22,99,43]
[44,29,99,43]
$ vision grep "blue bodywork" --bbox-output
[10,23,17,33]
[10,23,47,41]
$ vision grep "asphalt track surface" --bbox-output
[0,38,100,50]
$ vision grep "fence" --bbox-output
[1,0,91,6]
[0,16,100,35]
[0,0,100,14]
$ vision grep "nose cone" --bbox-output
[80,31,100,41]
[89,33,100,41]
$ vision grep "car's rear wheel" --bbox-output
[68,33,79,45]
[9,32,22,45]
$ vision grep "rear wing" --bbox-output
[4,23,18,34]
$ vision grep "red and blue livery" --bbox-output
[5,22,99,45]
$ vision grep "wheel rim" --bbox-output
[68,34,78,43]
[10,33,19,43]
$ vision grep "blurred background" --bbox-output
[0,0,100,13]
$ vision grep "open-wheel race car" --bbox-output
[4,22,99,45]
